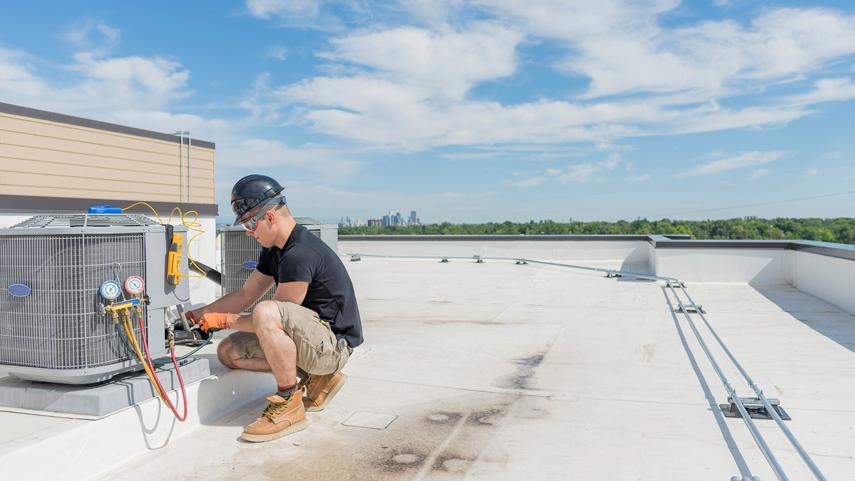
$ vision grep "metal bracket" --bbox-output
[605,271,622,278]
[730,476,762,481]
[350,254,361,262]
[473,255,484,263]
[720,397,791,421]
[439,257,449,263]
[674,303,705,314]
[515,259,527,265]
[666,280,686,288]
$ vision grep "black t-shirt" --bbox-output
[256,224,363,348]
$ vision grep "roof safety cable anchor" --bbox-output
[666,280,686,288]
[350,254,361,262]
[605,270,622,278]
[473,255,484,263]
[674,302,705,314]
[515,259,527,265]
[721,396,791,421]
[439,256,449,263]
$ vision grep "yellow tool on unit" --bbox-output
[167,232,184,285]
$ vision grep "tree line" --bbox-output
[339,218,855,244]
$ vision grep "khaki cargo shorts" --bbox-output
[228,301,351,375]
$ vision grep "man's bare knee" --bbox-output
[253,300,284,333]
[217,338,237,369]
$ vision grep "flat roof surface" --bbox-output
[93,258,855,480]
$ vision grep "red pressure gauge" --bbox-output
[124,275,146,295]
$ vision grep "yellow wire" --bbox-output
[122,201,165,224]
[122,201,208,278]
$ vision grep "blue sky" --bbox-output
[1,0,854,223]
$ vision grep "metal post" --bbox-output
[174,131,185,202]
[187,132,192,202]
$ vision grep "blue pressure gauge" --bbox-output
[99,280,122,301]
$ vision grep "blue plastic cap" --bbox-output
[88,205,122,214]
[242,261,259,270]
[8,283,32,298]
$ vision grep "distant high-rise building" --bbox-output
[408,211,418,226]
[367,218,382,227]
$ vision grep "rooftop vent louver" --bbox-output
[0,214,188,384]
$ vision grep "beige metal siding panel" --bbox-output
[0,158,216,188]
[0,148,215,182]
[0,114,215,160]
[0,111,216,205]
[0,128,214,169]
[0,171,215,196]
[0,185,190,203]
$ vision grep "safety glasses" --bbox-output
[238,197,285,231]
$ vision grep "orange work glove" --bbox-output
[196,312,238,332]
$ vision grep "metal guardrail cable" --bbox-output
[666,286,789,481]
[346,252,830,480]
[346,253,680,283]
[676,286,829,481]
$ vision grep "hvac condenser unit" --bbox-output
[218,223,337,304]
[0,214,188,384]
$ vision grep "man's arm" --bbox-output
[228,280,309,332]
[188,270,274,326]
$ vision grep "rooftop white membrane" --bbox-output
[3,240,854,480]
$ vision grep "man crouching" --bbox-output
[188,174,363,442]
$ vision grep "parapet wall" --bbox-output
[339,235,855,314]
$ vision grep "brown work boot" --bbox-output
[303,371,347,412]
[241,391,307,442]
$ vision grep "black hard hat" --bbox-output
[231,174,286,224]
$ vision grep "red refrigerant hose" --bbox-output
[137,310,188,421]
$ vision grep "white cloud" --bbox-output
[750,168,772,179]
[0,47,47,99]
[321,23,522,99]
[505,176,546,188]
[674,151,785,178]
[787,77,855,105]
[625,174,651,182]
[267,45,289,60]
[507,154,623,186]
[0,40,240,140]
[246,0,321,20]
[218,138,364,175]
[483,3,855,100]
[61,19,120,56]
[266,4,855,150]
[244,0,370,31]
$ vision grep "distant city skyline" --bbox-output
[0,2,853,223]
[340,210,421,228]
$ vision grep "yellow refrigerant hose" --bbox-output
[121,314,167,399]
